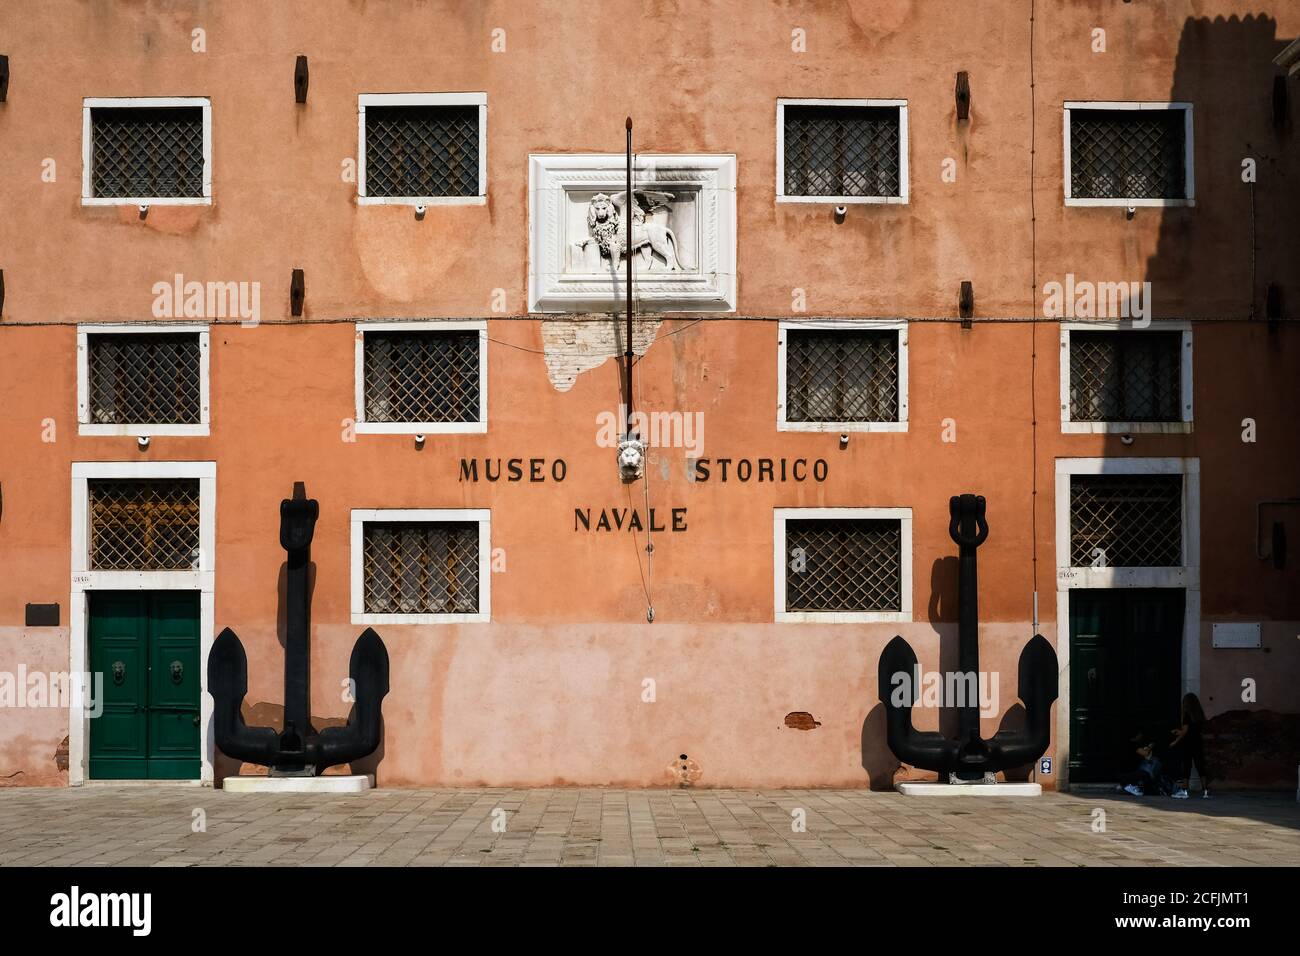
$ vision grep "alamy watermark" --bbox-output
[152,272,260,326]
[1042,273,1152,326]
[888,665,999,718]
[0,667,103,717]
[596,403,704,456]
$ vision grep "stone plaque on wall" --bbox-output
[528,154,736,313]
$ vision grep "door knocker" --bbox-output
[170,660,184,684]
[111,661,125,685]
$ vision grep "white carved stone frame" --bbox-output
[528,153,737,313]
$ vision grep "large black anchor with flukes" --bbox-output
[208,482,389,774]
[878,494,1058,781]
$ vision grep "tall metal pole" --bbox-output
[625,116,634,437]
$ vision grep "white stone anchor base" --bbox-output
[221,774,374,794]
[896,781,1042,797]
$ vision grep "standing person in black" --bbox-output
[1169,692,1211,799]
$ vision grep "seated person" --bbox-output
[1115,737,1163,796]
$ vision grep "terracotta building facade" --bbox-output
[0,1,1297,789]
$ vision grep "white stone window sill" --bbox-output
[1064,197,1194,208]
[354,421,486,435]
[779,420,907,433]
[777,195,907,205]
[776,610,910,624]
[357,195,486,206]
[1061,421,1192,434]
[78,423,210,437]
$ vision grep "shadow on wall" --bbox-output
[1145,15,1297,320]
[1147,15,1300,780]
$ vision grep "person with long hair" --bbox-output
[1169,692,1211,799]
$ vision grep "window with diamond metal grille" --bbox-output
[365,105,479,198]
[785,519,902,611]
[363,522,480,614]
[1070,475,1182,567]
[1070,109,1186,200]
[1070,331,1181,422]
[783,105,901,198]
[88,479,201,571]
[87,333,202,425]
[363,331,481,423]
[786,329,899,422]
[90,107,205,199]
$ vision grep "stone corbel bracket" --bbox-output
[528,153,737,313]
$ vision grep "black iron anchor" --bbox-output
[877,494,1058,780]
[208,482,390,775]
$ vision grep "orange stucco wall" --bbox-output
[0,1,1297,789]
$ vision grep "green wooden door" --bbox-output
[1068,588,1184,782]
[89,592,201,780]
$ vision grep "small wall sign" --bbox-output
[1039,757,1053,775]
[1212,623,1262,648]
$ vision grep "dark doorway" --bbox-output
[1068,588,1184,782]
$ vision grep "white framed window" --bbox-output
[774,507,912,623]
[350,509,491,624]
[77,324,210,437]
[1054,457,1199,590]
[357,92,487,205]
[354,320,487,434]
[776,98,909,204]
[1060,321,1191,434]
[778,320,908,431]
[82,97,212,205]
[1063,102,1194,206]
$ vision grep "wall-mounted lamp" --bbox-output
[1119,434,1135,446]
[0,55,9,102]
[1125,205,1136,220]
[294,55,309,104]
[1273,75,1289,129]
[290,268,305,316]
[414,434,426,448]
[415,204,427,221]
[839,434,849,448]
[833,205,846,224]
[959,280,974,328]
[137,435,151,450]
[955,71,971,121]
[138,204,149,220]
[1266,282,1282,333]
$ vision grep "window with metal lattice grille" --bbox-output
[779,100,906,201]
[87,333,203,425]
[783,327,902,425]
[359,94,486,201]
[78,326,210,436]
[85,100,210,201]
[776,509,912,621]
[1065,104,1192,203]
[362,521,480,615]
[359,326,484,431]
[1069,330,1183,422]
[88,479,201,571]
[1070,474,1182,567]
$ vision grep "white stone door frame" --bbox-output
[1053,456,1200,790]
[68,460,216,785]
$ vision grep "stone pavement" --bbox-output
[0,786,1296,867]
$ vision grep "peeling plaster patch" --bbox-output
[55,735,69,771]
[541,316,662,392]
[784,711,821,731]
